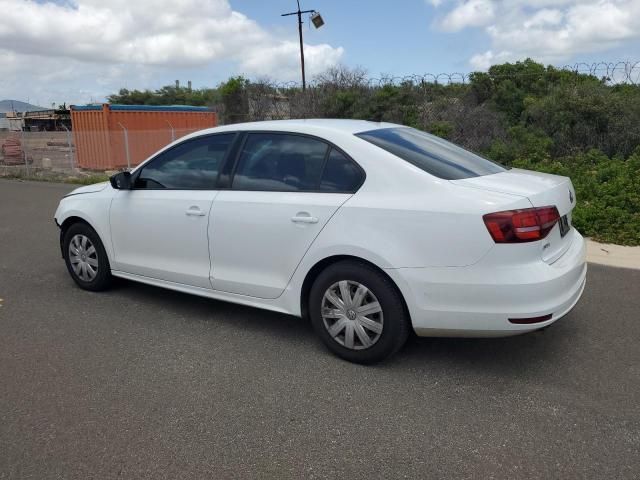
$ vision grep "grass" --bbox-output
[66,174,111,185]
[0,170,110,185]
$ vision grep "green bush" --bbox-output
[428,120,454,139]
[487,126,553,164]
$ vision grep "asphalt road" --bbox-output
[1,179,639,479]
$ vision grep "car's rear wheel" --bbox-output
[309,260,410,364]
[63,222,112,291]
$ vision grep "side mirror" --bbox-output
[110,171,132,190]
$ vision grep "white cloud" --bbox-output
[431,0,640,69]
[439,0,495,32]
[469,50,513,70]
[0,0,344,104]
[240,43,344,82]
[523,9,563,29]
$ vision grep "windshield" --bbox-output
[356,127,506,180]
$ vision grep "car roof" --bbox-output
[197,119,402,136]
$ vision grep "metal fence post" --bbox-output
[117,122,131,170]
[60,124,75,170]
[21,127,28,176]
[165,120,175,142]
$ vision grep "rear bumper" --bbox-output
[386,230,587,337]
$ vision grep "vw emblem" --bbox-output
[569,189,574,204]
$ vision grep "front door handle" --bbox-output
[185,206,206,216]
[291,212,319,224]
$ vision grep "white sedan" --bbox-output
[55,119,587,363]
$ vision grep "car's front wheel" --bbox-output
[309,260,410,364]
[62,222,112,291]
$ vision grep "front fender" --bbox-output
[55,193,115,265]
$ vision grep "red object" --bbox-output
[483,206,560,243]
[71,104,217,170]
[509,314,553,324]
[1,136,24,165]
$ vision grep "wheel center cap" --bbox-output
[346,309,357,321]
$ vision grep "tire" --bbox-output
[62,222,112,291]
[309,260,410,364]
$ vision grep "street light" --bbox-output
[310,11,324,29]
[281,1,324,90]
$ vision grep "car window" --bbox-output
[232,133,328,191]
[135,134,235,189]
[356,127,506,180]
[319,148,363,192]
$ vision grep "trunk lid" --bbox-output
[451,168,577,263]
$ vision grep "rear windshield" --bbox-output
[356,127,506,180]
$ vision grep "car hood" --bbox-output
[65,181,110,197]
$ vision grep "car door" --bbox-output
[109,133,236,288]
[209,132,365,299]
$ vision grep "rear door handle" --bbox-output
[291,213,319,224]
[185,206,206,216]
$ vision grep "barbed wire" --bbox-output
[216,59,640,152]
[248,60,639,89]
[564,61,640,84]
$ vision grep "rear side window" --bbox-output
[233,133,328,191]
[320,148,363,192]
[135,134,235,189]
[356,127,506,180]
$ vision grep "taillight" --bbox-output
[483,206,560,243]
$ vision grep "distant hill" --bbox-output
[0,100,47,114]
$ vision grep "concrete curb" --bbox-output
[587,239,640,270]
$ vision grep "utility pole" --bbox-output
[281,1,317,90]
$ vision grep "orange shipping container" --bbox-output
[70,104,217,170]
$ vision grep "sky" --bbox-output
[0,0,639,107]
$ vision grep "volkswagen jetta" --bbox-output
[55,120,586,363]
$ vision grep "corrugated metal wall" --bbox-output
[71,104,217,170]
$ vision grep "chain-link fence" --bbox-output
[71,127,202,170]
[215,83,509,152]
[0,127,202,180]
[215,60,639,121]
[2,60,638,180]
[0,130,74,176]
[213,60,640,157]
